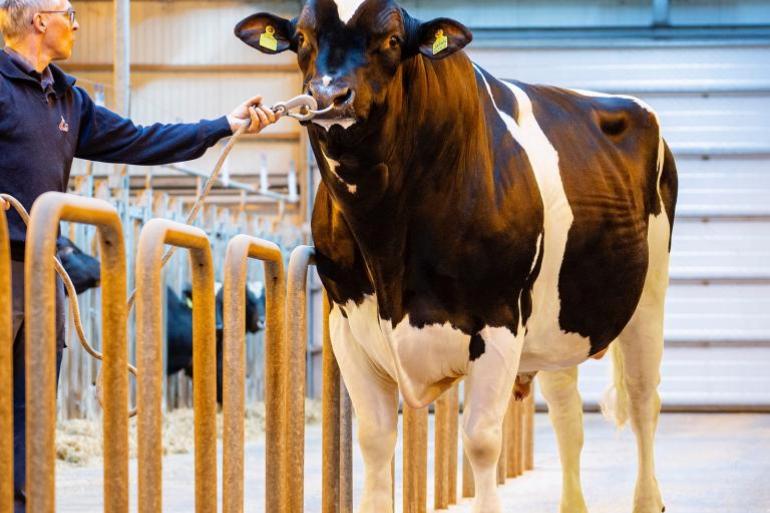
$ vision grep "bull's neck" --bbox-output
[310,52,487,299]
[312,51,485,212]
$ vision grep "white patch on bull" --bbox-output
[320,148,357,194]
[332,0,367,24]
[529,232,543,275]
[473,64,592,372]
[312,117,357,131]
[331,294,471,408]
[322,75,332,87]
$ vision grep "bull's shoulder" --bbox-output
[311,182,373,305]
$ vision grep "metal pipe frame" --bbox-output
[135,218,217,513]
[0,207,12,513]
[221,235,286,513]
[25,192,128,513]
[403,405,428,513]
[433,385,459,509]
[287,246,354,513]
[321,293,340,513]
[285,245,314,513]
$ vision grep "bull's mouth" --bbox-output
[309,90,358,131]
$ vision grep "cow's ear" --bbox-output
[235,12,298,54]
[416,18,472,60]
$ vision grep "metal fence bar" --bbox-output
[286,246,353,513]
[403,405,428,513]
[322,293,341,513]
[135,219,217,513]
[0,207,12,513]
[434,389,452,509]
[222,234,286,513]
[525,388,535,471]
[339,382,354,513]
[25,192,128,513]
[447,385,459,505]
[285,245,315,513]
[505,397,520,478]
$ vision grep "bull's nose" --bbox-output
[308,82,354,110]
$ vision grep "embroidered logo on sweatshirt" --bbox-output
[59,116,69,133]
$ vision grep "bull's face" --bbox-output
[235,0,472,133]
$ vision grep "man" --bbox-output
[0,0,281,509]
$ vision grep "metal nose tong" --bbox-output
[272,94,334,121]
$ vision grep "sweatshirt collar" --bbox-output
[0,49,76,96]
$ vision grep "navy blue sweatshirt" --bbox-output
[0,50,233,260]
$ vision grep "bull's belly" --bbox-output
[331,293,597,407]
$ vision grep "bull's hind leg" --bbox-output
[538,367,589,513]
[463,327,524,513]
[329,306,399,513]
[615,213,671,513]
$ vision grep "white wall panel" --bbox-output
[71,1,299,65]
[670,220,770,279]
[402,0,650,28]
[466,45,770,92]
[670,0,770,25]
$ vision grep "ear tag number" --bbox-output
[260,25,279,51]
[432,29,448,55]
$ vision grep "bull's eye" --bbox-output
[297,33,306,46]
[389,35,400,49]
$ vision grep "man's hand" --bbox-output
[227,95,282,134]
[0,198,9,211]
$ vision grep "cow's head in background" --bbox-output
[56,237,101,295]
[235,0,472,137]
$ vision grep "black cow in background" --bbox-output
[167,284,265,403]
[57,237,265,403]
[56,237,101,294]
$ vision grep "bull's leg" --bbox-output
[462,327,523,513]
[538,367,589,513]
[615,213,670,513]
[329,306,399,513]
[616,309,665,513]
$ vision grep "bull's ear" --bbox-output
[417,18,472,60]
[235,12,297,54]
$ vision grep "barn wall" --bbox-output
[3,0,768,409]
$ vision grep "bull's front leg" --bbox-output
[463,327,524,513]
[329,306,399,513]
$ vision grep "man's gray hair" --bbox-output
[0,0,56,40]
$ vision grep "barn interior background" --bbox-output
[2,0,769,418]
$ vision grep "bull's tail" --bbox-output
[600,341,629,428]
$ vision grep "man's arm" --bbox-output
[75,88,279,165]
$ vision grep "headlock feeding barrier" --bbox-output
[0,192,534,513]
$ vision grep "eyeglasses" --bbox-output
[36,7,76,26]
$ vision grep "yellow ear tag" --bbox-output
[432,29,448,55]
[260,25,279,51]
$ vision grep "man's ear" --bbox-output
[415,18,472,60]
[234,12,297,54]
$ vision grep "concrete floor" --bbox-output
[56,413,770,512]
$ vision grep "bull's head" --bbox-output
[235,0,472,134]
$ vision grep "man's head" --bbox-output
[0,0,78,60]
[235,0,471,133]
